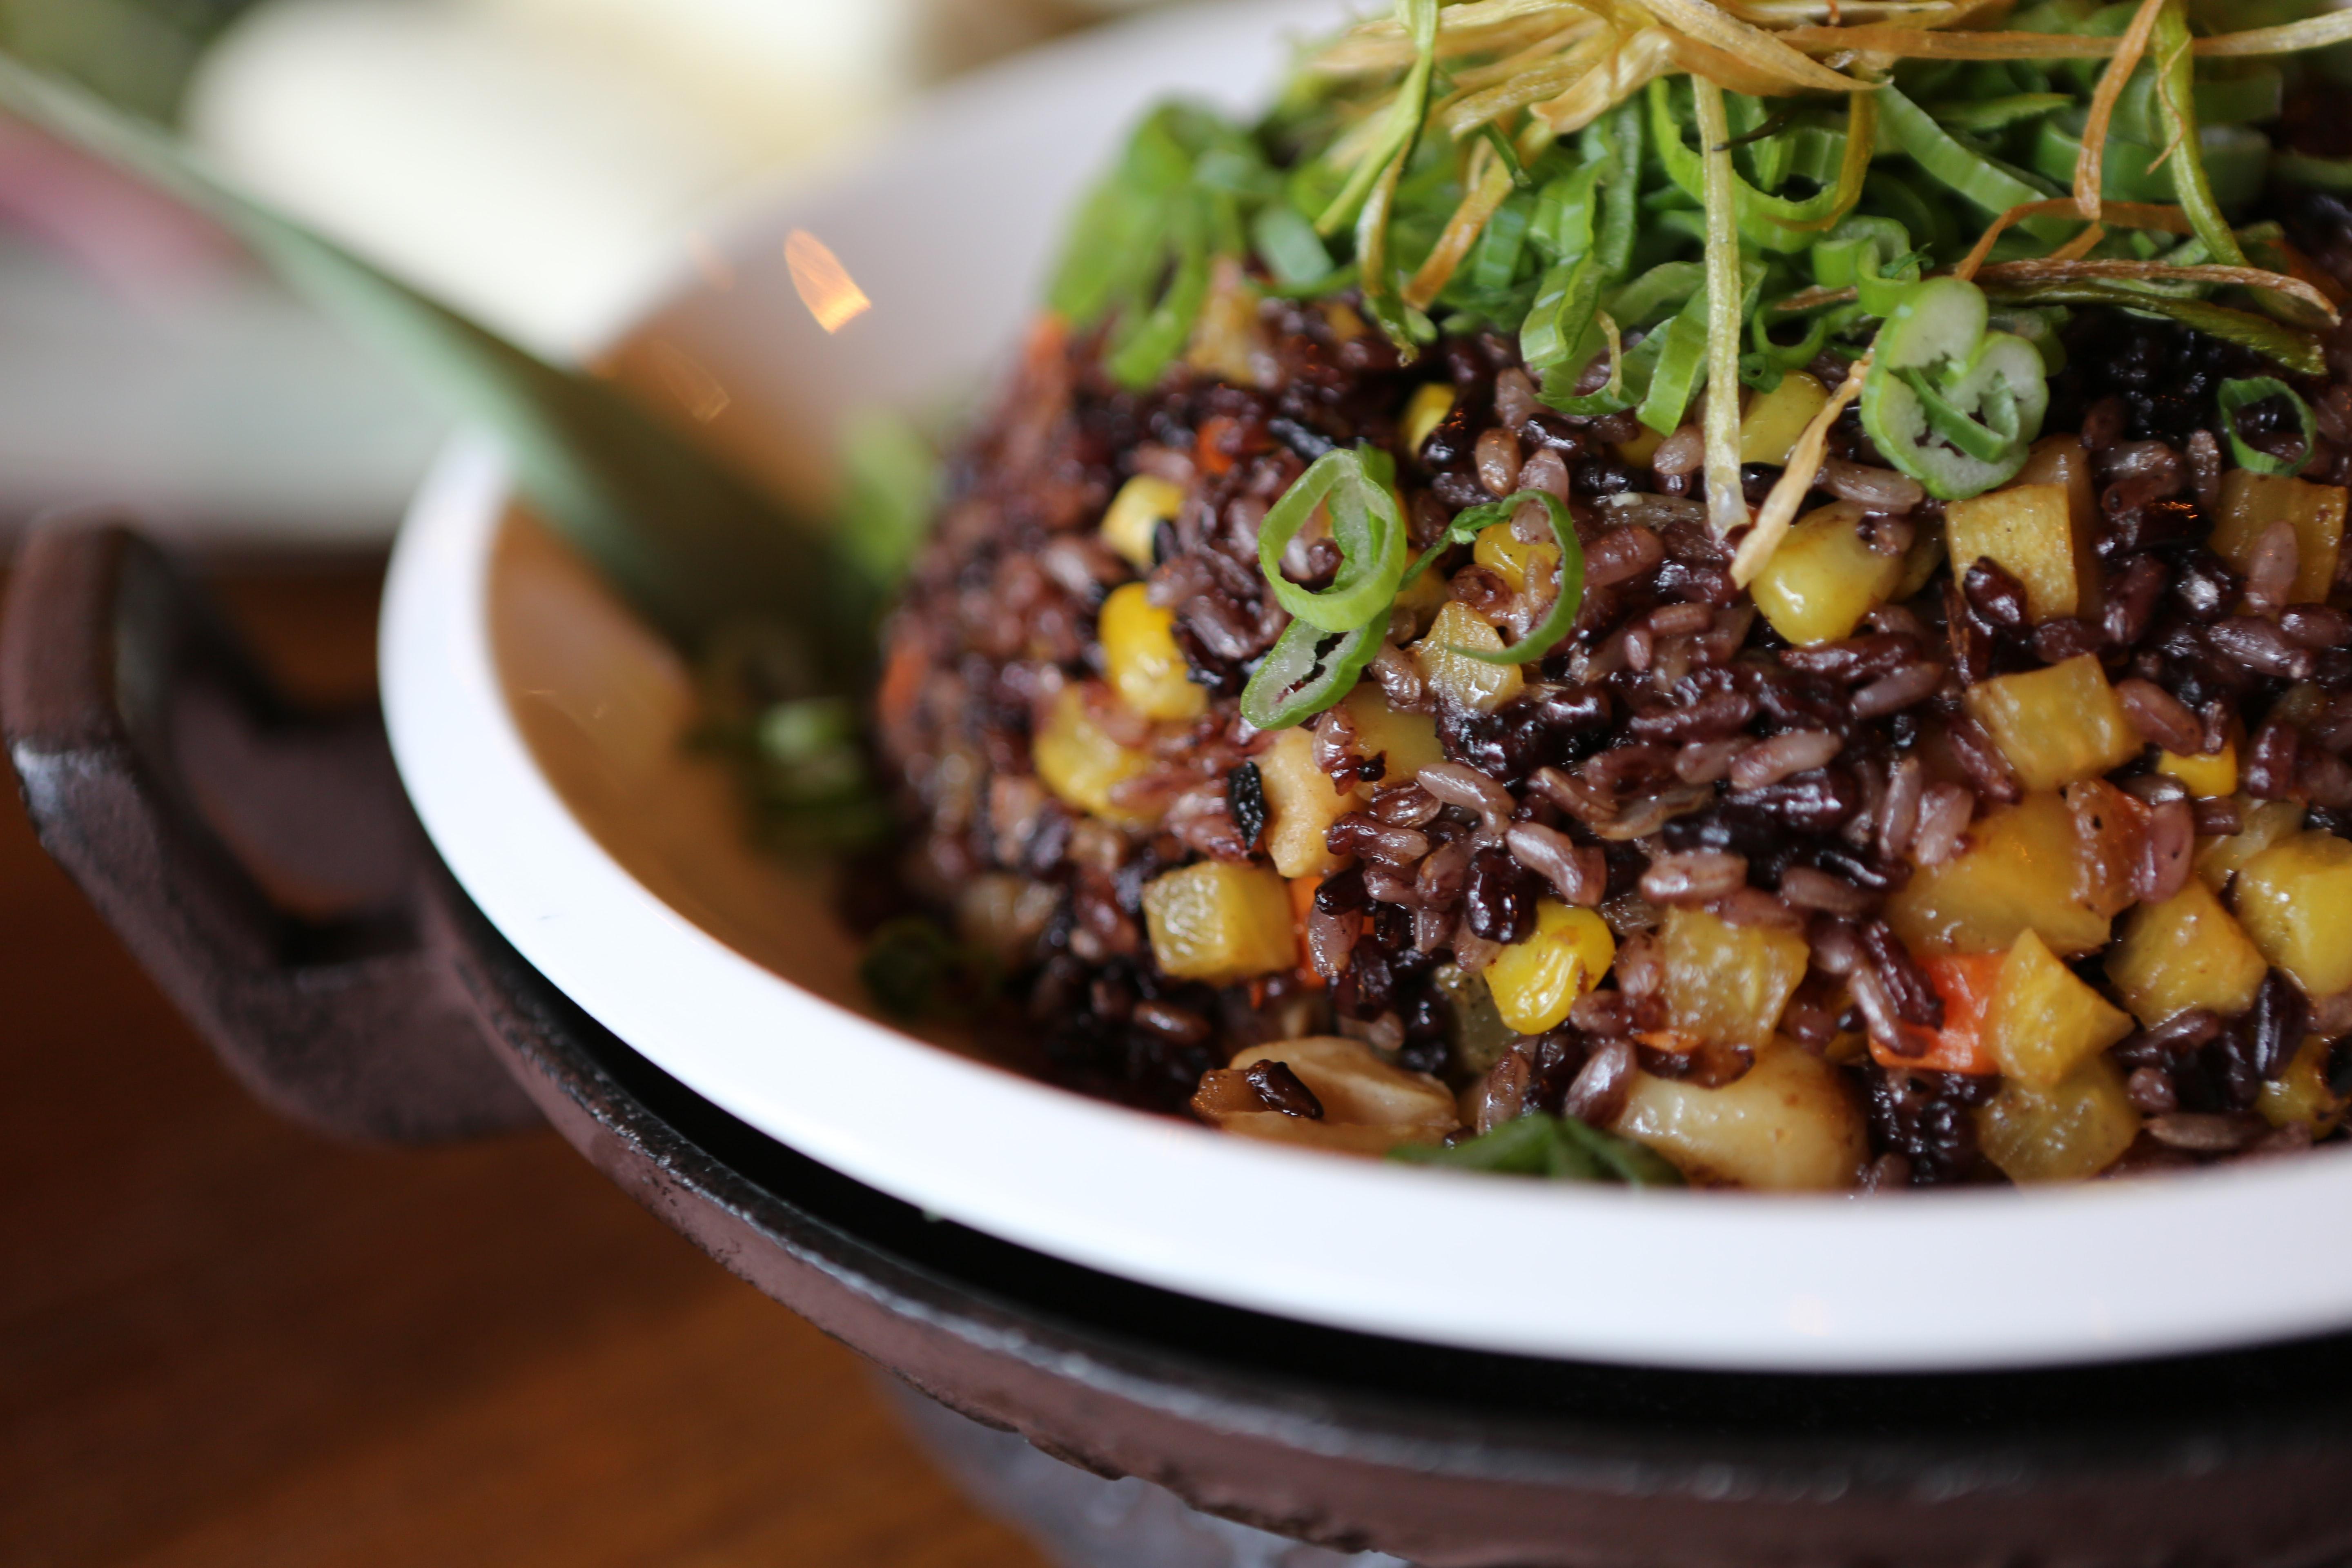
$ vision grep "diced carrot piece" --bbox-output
[1196,415,1241,476]
[1868,952,2004,1074]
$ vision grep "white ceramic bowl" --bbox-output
[382,0,2352,1373]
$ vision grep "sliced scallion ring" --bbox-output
[1238,618,1384,731]
[2218,376,2317,477]
[1403,491,1586,667]
[1860,276,2049,500]
[1255,445,1409,633]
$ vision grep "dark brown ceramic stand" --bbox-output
[12,517,2352,1568]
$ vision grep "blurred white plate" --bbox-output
[382,0,2352,1371]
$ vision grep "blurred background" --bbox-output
[0,0,1168,548]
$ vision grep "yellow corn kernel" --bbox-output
[1613,1043,1865,1191]
[1887,791,2116,958]
[2156,733,2238,797]
[2259,1036,2348,1135]
[1143,862,1298,983]
[1257,724,1364,880]
[2233,831,2352,997]
[1032,684,1154,825]
[2196,798,2305,891]
[1099,474,1185,572]
[1739,372,1829,467]
[2105,876,2269,1027]
[1472,520,1562,597]
[1339,685,1445,782]
[1617,424,1666,468]
[1659,905,1810,1050]
[2213,470,2346,604]
[1483,900,1616,1035]
[1976,1058,2141,1184]
[1945,482,2079,623]
[1401,383,1455,456]
[1983,928,2134,1087]
[1099,583,1207,723]
[1750,502,1904,647]
[1962,654,2142,792]
[1413,601,1525,714]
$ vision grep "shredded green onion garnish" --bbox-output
[1407,490,1588,665]
[1693,76,1749,535]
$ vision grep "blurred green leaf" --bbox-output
[0,0,260,119]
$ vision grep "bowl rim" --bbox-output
[380,2,2352,1374]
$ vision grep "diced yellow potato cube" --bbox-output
[1258,725,1365,880]
[2259,1035,2347,1135]
[1895,527,1947,600]
[1099,474,1185,573]
[1484,900,1617,1035]
[1660,905,1810,1050]
[1472,521,1562,597]
[1401,382,1455,455]
[2105,877,2269,1027]
[1740,372,1829,467]
[2156,733,2237,798]
[1339,685,1445,783]
[1033,684,1155,825]
[1945,483,2079,622]
[2196,799,2305,891]
[1143,862,1298,982]
[2234,831,2352,997]
[1976,1058,2141,1184]
[1983,928,2133,1086]
[2011,434,2103,617]
[1750,502,1903,647]
[1962,654,2142,792]
[1099,583,1207,722]
[1613,1044,1865,1191]
[2213,470,2346,604]
[1413,601,1525,714]
[1390,566,1450,641]
[1887,791,2117,957]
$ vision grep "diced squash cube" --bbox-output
[1659,906,1810,1050]
[1258,725,1365,880]
[1143,862,1298,982]
[1869,953,2004,1073]
[2105,877,2269,1027]
[1887,791,2118,957]
[1976,1058,2141,1184]
[1339,685,1445,783]
[1613,1043,1866,1191]
[1100,583,1207,722]
[1484,900,1617,1035]
[1390,566,1451,641]
[1946,482,2080,622]
[1034,684,1155,825]
[1983,929,2134,1087]
[2156,732,2238,798]
[1962,654,2141,792]
[2234,831,2352,997]
[1402,383,1455,456]
[1895,526,1947,600]
[1740,372,1829,467]
[2196,799,2305,892]
[1750,501,1904,647]
[2258,1035,2348,1135]
[1472,520,1562,597]
[1099,474,1185,573]
[1413,601,1526,713]
[2213,470,2346,604]
[2010,434,2104,617]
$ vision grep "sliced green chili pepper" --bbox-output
[1403,490,1586,666]
[1238,618,1384,731]
[2218,375,2317,476]
[1862,276,2051,500]
[1256,445,1408,632]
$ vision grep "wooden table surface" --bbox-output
[0,562,1050,1568]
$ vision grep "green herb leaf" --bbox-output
[1389,1112,1686,1186]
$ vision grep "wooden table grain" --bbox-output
[0,562,1050,1568]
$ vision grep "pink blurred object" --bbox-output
[0,115,247,302]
